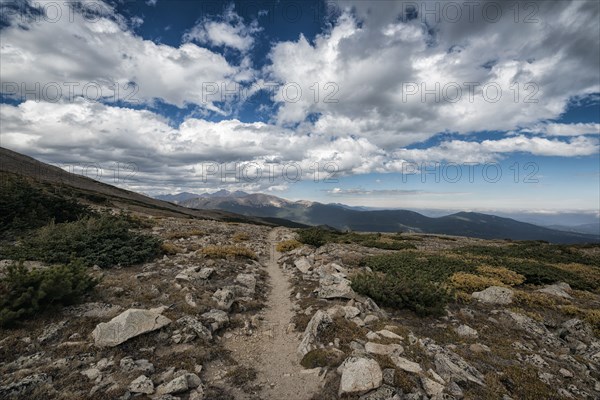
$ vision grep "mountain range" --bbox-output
[170,191,599,244]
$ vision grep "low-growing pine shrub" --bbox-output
[0,174,90,236]
[297,228,329,247]
[0,260,97,327]
[2,214,161,268]
[352,272,449,316]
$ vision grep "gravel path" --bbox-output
[223,227,321,400]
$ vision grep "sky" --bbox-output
[0,0,599,214]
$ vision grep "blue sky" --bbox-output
[0,0,598,213]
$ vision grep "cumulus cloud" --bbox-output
[2,101,597,194]
[393,135,599,164]
[184,4,261,52]
[0,0,252,113]
[523,122,600,136]
[266,0,600,149]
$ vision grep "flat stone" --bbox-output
[376,330,402,340]
[389,354,422,374]
[365,342,404,356]
[537,282,572,299]
[92,309,171,347]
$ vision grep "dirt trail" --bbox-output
[223,227,321,400]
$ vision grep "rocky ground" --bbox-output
[1,215,599,400]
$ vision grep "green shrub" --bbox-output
[455,245,598,291]
[2,214,161,268]
[352,272,449,316]
[0,174,90,236]
[297,228,329,247]
[351,251,477,316]
[0,260,97,327]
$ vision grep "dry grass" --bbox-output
[200,245,257,260]
[276,239,302,252]
[160,242,183,255]
[449,272,504,293]
[232,232,250,242]
[476,265,525,286]
[559,305,600,337]
[514,290,562,309]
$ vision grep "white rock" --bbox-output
[455,324,478,338]
[129,375,154,394]
[212,289,235,311]
[537,282,572,299]
[92,309,171,347]
[421,376,445,397]
[338,357,383,396]
[376,329,402,340]
[294,257,312,274]
[365,342,404,356]
[298,310,332,356]
[389,354,422,374]
[235,274,257,293]
[472,286,514,305]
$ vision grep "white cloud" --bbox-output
[2,101,597,195]
[184,4,261,52]
[393,135,599,164]
[523,122,600,136]
[266,1,600,150]
[0,0,252,112]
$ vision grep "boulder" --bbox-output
[177,316,212,340]
[338,357,383,396]
[472,286,513,304]
[92,308,171,347]
[235,274,257,293]
[537,282,572,299]
[200,309,230,332]
[294,257,312,274]
[156,373,201,395]
[455,324,478,338]
[129,375,154,394]
[318,274,355,299]
[298,310,333,356]
[212,288,235,310]
[420,376,445,397]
